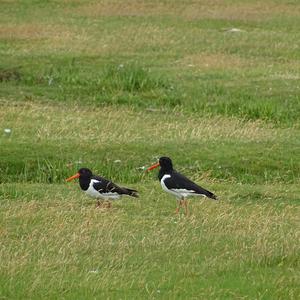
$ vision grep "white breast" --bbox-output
[160,174,181,199]
[85,179,102,198]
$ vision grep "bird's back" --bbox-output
[164,170,217,200]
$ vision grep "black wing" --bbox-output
[164,171,217,200]
[92,175,138,197]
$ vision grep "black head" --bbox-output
[78,168,93,178]
[66,167,93,183]
[159,157,173,171]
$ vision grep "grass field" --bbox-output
[0,1,299,299]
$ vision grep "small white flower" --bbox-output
[4,128,12,134]
[89,269,99,274]
[136,166,146,170]
[114,159,121,163]
[227,28,244,33]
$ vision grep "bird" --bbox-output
[146,157,217,215]
[66,168,138,207]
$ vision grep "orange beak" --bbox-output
[146,162,160,171]
[66,173,80,182]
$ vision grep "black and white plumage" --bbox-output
[147,157,217,214]
[66,168,138,206]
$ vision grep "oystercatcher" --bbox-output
[66,168,138,207]
[147,157,217,214]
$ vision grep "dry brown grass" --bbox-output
[0,24,74,40]
[3,1,299,59]
[180,2,300,21]
[178,53,254,70]
[76,0,175,17]
[0,23,90,54]
[76,0,300,21]
[0,101,295,145]
[0,21,171,55]
[91,23,175,54]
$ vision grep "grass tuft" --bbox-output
[0,67,22,82]
[100,63,166,93]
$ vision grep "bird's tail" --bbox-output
[124,188,139,198]
[208,192,217,200]
[200,188,217,200]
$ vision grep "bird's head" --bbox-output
[66,168,93,182]
[146,156,173,172]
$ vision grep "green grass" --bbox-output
[0,183,299,299]
[0,104,299,299]
[1,104,299,185]
[1,0,300,299]
[1,1,300,124]
[0,182,299,299]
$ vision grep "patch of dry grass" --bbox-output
[178,53,255,70]
[0,23,90,54]
[77,0,300,21]
[180,1,300,21]
[76,0,175,18]
[84,23,176,55]
[0,101,295,145]
[0,24,71,40]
